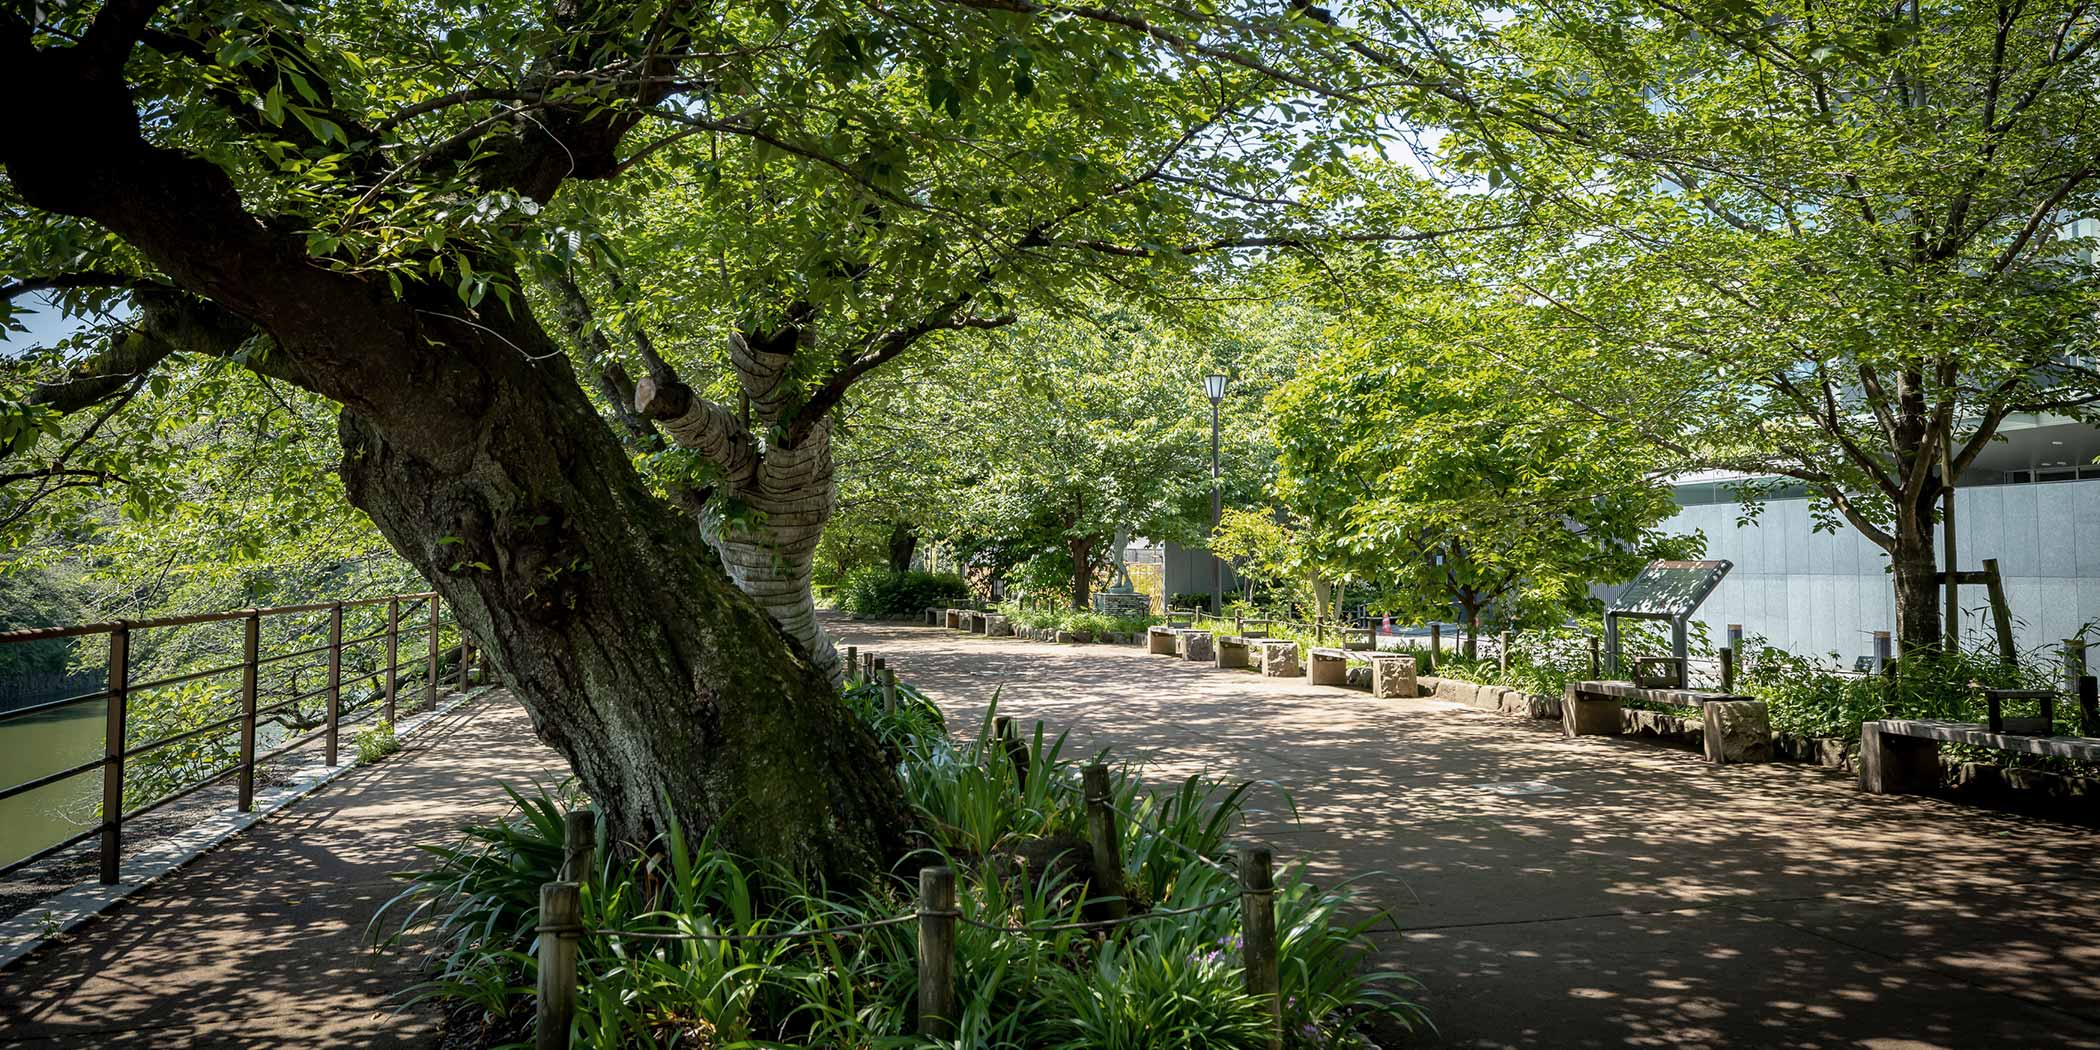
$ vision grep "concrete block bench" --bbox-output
[1257,640,1300,677]
[1861,720,2100,795]
[1178,630,1215,662]
[1215,635,1254,669]
[1307,647,1372,687]
[1370,654,1417,698]
[1147,625,1180,655]
[1563,680,1769,763]
[984,613,1013,637]
[943,608,965,630]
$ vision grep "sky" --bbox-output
[3,294,93,358]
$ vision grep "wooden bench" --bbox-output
[1307,647,1373,687]
[1562,680,1772,763]
[1861,719,2100,795]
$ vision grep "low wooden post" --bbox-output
[2065,638,2088,698]
[1081,764,1127,920]
[1718,646,1736,693]
[844,645,858,684]
[325,602,344,766]
[1428,623,1441,671]
[1498,629,1512,676]
[1315,619,1327,647]
[562,807,596,884]
[536,881,580,1050]
[384,598,400,725]
[993,715,1029,787]
[1726,623,1743,652]
[2081,676,2099,737]
[237,611,260,813]
[98,623,130,885]
[917,866,957,1039]
[427,595,441,708]
[1240,845,1281,1050]
[873,656,887,687]
[882,668,899,714]
[1871,630,1892,675]
[1588,635,1600,680]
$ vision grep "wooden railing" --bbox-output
[0,590,483,883]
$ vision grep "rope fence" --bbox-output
[531,646,1287,1050]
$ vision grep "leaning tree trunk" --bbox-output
[339,318,906,882]
[703,417,841,681]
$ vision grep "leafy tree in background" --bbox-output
[1268,302,1696,658]
[1337,0,2100,654]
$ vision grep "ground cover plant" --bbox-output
[995,602,1159,641]
[377,679,1422,1048]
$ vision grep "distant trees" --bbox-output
[1264,301,1696,658]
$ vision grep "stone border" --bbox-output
[0,683,497,972]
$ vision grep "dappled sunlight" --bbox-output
[837,618,2100,1047]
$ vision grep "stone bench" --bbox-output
[1146,625,1180,655]
[1178,629,1214,663]
[1861,719,2100,795]
[1216,635,1255,669]
[984,613,1013,637]
[1369,654,1417,698]
[1257,639,1300,677]
[1307,646,1373,687]
[1561,680,1770,763]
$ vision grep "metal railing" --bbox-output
[0,590,485,883]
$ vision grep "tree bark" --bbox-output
[886,521,918,573]
[1069,533,1095,610]
[1890,532,1944,657]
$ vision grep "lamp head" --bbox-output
[1203,373,1228,402]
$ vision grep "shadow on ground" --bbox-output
[834,617,2100,1050]
[0,696,568,1050]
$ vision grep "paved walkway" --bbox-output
[0,693,566,1049]
[833,619,2100,1050]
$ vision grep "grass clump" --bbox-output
[353,719,402,764]
[376,681,1424,1048]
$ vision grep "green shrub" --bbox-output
[377,686,1425,1048]
[353,720,401,764]
[834,568,970,618]
[997,602,1158,638]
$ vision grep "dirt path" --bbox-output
[833,618,2100,1050]
[0,693,566,1049]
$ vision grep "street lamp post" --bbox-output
[1204,373,1229,615]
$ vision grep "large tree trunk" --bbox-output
[340,324,907,880]
[1890,532,1943,658]
[1070,533,1095,610]
[886,522,919,573]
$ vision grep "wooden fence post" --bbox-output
[882,668,898,715]
[1240,845,1281,1050]
[237,611,260,813]
[427,595,441,708]
[1082,764,1127,920]
[844,645,858,684]
[917,866,957,1039]
[98,623,130,885]
[1982,558,2017,666]
[1588,635,1600,680]
[536,881,580,1050]
[384,598,400,725]
[992,715,1029,788]
[1428,623,1440,665]
[562,807,595,885]
[325,602,344,766]
[1498,629,1512,676]
[1719,646,1736,693]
